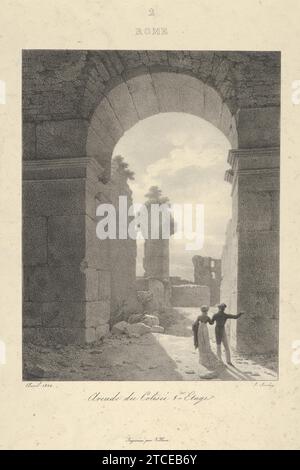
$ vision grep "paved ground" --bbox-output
[24,307,278,381]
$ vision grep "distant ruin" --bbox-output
[136,187,173,313]
[192,256,222,306]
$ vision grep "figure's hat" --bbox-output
[218,303,227,309]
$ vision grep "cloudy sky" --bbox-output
[113,112,232,281]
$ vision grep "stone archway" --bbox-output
[86,70,238,176]
[86,70,237,332]
[23,50,280,354]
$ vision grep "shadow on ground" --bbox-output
[23,307,278,381]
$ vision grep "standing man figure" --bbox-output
[211,303,245,366]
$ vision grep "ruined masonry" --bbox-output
[23,50,280,354]
[138,186,173,313]
[192,256,221,306]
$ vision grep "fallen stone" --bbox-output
[143,314,159,327]
[151,325,164,333]
[199,371,219,379]
[128,313,145,324]
[126,322,152,337]
[111,321,129,335]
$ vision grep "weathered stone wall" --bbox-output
[222,148,279,354]
[109,157,138,318]
[220,219,238,347]
[136,278,171,313]
[170,276,192,285]
[147,279,171,312]
[193,256,221,305]
[143,239,170,280]
[23,50,280,164]
[171,285,210,308]
[23,158,111,345]
[231,148,280,354]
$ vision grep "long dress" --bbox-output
[197,317,219,371]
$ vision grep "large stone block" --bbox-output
[23,299,109,345]
[172,284,210,307]
[238,127,280,148]
[85,216,109,269]
[86,125,111,160]
[93,97,124,142]
[23,301,85,327]
[136,277,149,291]
[147,279,166,311]
[219,105,235,142]
[95,324,110,340]
[98,270,111,300]
[85,301,110,327]
[238,170,279,194]
[203,85,223,129]
[143,314,159,327]
[238,191,273,232]
[25,265,86,301]
[237,106,280,130]
[151,73,182,113]
[47,215,86,265]
[89,111,116,152]
[237,172,279,193]
[85,327,96,343]
[236,289,279,354]
[126,322,152,337]
[86,187,99,221]
[126,74,160,120]
[23,179,86,217]
[23,326,86,346]
[84,268,99,301]
[23,216,47,265]
[237,107,280,149]
[238,231,279,292]
[181,86,205,119]
[103,82,139,131]
[36,119,88,158]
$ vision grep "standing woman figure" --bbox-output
[193,305,218,371]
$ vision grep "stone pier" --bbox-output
[222,146,280,354]
[143,186,173,281]
[23,157,111,345]
[139,187,174,312]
